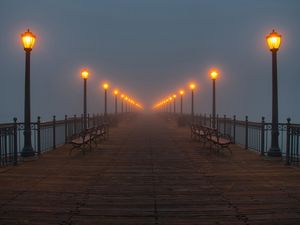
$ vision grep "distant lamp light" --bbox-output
[189,83,195,90]
[103,83,109,90]
[266,29,281,51]
[114,89,119,95]
[173,94,176,98]
[179,90,184,95]
[21,29,36,50]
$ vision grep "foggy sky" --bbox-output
[0,0,300,122]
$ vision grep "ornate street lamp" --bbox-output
[189,83,196,118]
[210,69,219,128]
[113,89,119,114]
[21,29,36,157]
[103,83,109,117]
[81,69,89,129]
[179,90,184,114]
[172,94,177,113]
[266,29,282,157]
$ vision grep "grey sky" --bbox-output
[0,0,300,122]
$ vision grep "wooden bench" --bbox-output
[191,124,232,153]
[91,124,108,146]
[191,124,207,145]
[206,128,232,154]
[68,124,110,155]
[68,130,93,155]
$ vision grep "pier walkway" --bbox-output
[0,114,300,225]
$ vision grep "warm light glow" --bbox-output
[103,83,109,90]
[210,69,219,80]
[21,29,36,50]
[81,69,89,79]
[113,89,119,95]
[173,94,176,98]
[179,90,184,95]
[169,97,172,101]
[189,83,196,90]
[266,29,281,51]
[121,94,125,98]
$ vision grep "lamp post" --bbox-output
[121,94,124,113]
[172,94,176,113]
[128,98,131,113]
[210,69,219,129]
[125,96,128,113]
[169,97,172,113]
[81,69,89,129]
[21,29,36,157]
[103,83,109,117]
[189,83,195,119]
[179,90,184,114]
[113,89,119,115]
[266,29,282,157]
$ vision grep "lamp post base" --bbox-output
[21,146,35,157]
[268,147,282,157]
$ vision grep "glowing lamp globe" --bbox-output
[103,83,109,90]
[114,89,119,95]
[189,83,195,90]
[266,30,281,51]
[21,29,36,50]
[210,70,219,80]
[81,69,89,79]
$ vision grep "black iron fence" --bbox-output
[0,113,120,167]
[173,113,299,166]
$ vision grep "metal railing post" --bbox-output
[216,114,219,131]
[233,115,236,144]
[74,114,77,135]
[53,116,56,149]
[64,115,68,144]
[224,115,226,135]
[81,114,84,130]
[13,118,18,166]
[261,117,265,156]
[92,114,95,127]
[37,116,41,155]
[286,118,291,165]
[245,116,248,150]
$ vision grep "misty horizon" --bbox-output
[1,0,300,123]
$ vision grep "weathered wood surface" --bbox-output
[0,114,300,225]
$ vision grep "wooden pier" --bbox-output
[0,114,299,225]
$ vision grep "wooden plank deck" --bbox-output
[0,114,300,225]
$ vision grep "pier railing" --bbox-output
[0,113,121,167]
[172,113,299,166]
